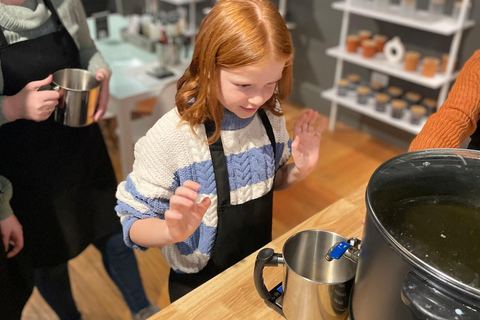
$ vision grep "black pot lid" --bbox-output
[367,149,480,295]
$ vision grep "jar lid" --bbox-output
[431,0,445,4]
[347,73,361,82]
[405,91,422,102]
[347,34,359,41]
[388,86,403,96]
[405,50,421,58]
[357,86,371,95]
[373,34,388,42]
[391,99,406,109]
[358,30,372,36]
[362,40,376,47]
[423,97,437,108]
[423,56,440,63]
[410,105,427,115]
[455,1,472,7]
[370,82,383,90]
[338,79,349,86]
[375,93,390,102]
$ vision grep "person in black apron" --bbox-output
[409,49,480,152]
[0,0,157,319]
[116,0,322,304]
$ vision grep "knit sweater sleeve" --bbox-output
[0,175,14,221]
[409,50,480,151]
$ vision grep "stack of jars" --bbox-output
[337,73,437,125]
[345,30,388,59]
[404,51,458,77]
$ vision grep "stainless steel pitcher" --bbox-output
[51,68,100,127]
[254,230,357,320]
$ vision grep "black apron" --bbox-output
[468,120,480,150]
[168,109,276,302]
[0,0,120,268]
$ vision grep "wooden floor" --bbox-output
[22,101,405,320]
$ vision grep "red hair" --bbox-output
[176,0,294,143]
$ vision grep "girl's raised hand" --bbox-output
[165,180,211,243]
[291,109,324,178]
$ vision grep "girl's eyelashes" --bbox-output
[235,84,251,88]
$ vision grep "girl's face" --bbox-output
[217,56,286,119]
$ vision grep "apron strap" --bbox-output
[205,108,277,207]
[0,0,64,48]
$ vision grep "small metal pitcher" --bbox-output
[254,230,357,320]
[51,68,100,127]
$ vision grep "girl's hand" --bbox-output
[292,109,324,178]
[0,215,24,259]
[3,75,60,122]
[164,181,211,243]
[92,68,110,121]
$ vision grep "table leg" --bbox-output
[115,99,135,180]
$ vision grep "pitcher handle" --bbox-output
[254,248,283,300]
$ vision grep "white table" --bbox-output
[87,14,190,178]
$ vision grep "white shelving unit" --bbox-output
[157,0,206,43]
[323,0,475,134]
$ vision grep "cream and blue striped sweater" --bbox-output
[116,107,292,273]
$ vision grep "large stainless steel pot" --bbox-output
[351,149,480,320]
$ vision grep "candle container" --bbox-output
[400,0,417,17]
[357,86,371,105]
[441,53,458,73]
[362,40,377,58]
[347,74,361,91]
[369,82,384,95]
[373,0,391,11]
[422,97,437,116]
[404,91,422,109]
[421,56,440,77]
[337,79,349,97]
[375,93,390,112]
[346,35,360,53]
[428,0,445,19]
[390,99,407,119]
[404,51,421,71]
[410,105,427,125]
[387,86,404,99]
[373,34,388,53]
[358,30,372,43]
[452,1,472,20]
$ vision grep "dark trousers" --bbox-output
[35,232,150,320]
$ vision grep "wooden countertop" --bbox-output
[151,184,368,320]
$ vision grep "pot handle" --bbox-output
[401,270,478,320]
[254,248,283,300]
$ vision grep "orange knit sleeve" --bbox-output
[409,50,480,151]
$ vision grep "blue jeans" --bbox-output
[34,232,150,320]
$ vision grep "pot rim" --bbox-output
[366,148,480,298]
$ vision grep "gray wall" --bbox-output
[286,0,480,149]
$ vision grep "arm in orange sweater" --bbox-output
[409,50,480,151]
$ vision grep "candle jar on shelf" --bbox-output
[422,98,437,116]
[404,91,422,109]
[452,1,471,20]
[441,53,458,73]
[421,56,440,77]
[346,35,360,53]
[375,93,390,112]
[369,82,384,95]
[362,40,377,58]
[390,99,407,119]
[373,34,388,53]
[400,0,417,17]
[404,50,421,71]
[387,86,404,99]
[410,105,427,125]
[337,79,349,97]
[356,86,371,105]
[347,74,361,91]
[358,30,372,43]
[373,0,391,11]
[428,0,446,19]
